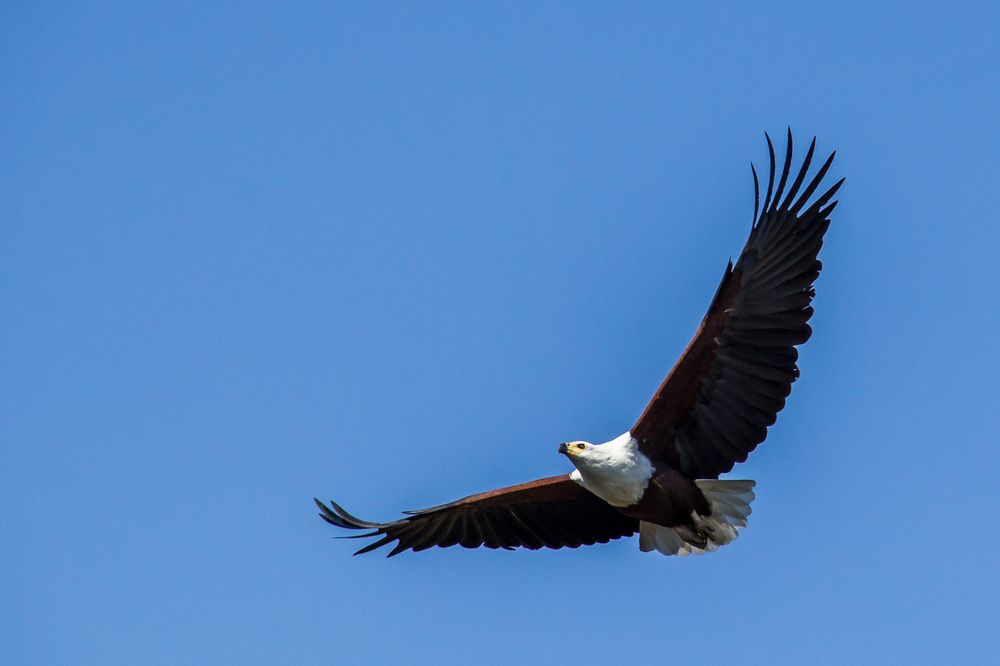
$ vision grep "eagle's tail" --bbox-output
[639,479,756,557]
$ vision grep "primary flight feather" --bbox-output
[316,130,843,557]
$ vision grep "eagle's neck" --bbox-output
[568,432,654,507]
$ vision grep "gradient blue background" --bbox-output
[4,3,999,664]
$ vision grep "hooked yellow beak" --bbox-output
[558,441,586,456]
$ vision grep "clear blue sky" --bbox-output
[4,3,999,664]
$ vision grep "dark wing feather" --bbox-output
[315,475,637,556]
[631,130,842,479]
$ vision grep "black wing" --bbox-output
[631,130,842,479]
[315,474,638,556]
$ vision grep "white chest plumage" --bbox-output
[567,432,654,507]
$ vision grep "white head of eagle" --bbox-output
[559,433,653,508]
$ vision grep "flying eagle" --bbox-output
[316,130,842,557]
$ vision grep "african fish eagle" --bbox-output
[315,130,842,557]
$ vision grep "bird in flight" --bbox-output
[316,130,842,557]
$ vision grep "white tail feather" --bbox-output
[639,480,756,557]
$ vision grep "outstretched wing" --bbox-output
[631,130,843,479]
[315,474,637,557]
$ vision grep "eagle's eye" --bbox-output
[576,443,585,450]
